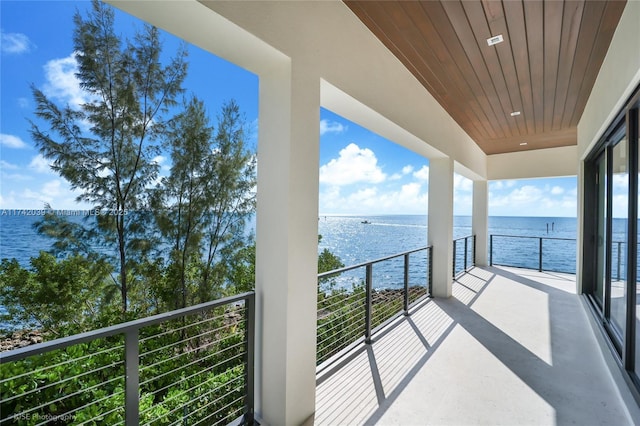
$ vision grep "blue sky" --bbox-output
[1,1,577,217]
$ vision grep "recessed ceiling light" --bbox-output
[520,142,528,146]
[510,111,521,117]
[487,34,504,46]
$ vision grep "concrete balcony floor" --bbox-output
[315,266,637,425]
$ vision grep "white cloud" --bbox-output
[551,186,564,195]
[17,97,29,108]
[0,160,19,170]
[402,165,414,175]
[508,185,543,203]
[1,31,33,54]
[0,133,28,149]
[42,180,62,196]
[0,179,90,210]
[43,53,91,109]
[454,174,473,192]
[492,180,517,190]
[489,179,578,217]
[612,173,629,189]
[413,165,429,181]
[152,155,171,172]
[319,181,428,215]
[319,143,386,185]
[320,119,346,136]
[29,154,53,174]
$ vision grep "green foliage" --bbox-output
[30,0,188,312]
[1,310,248,425]
[1,338,126,425]
[151,97,256,310]
[226,240,256,294]
[316,282,366,364]
[0,253,112,334]
[318,246,344,275]
[1,0,363,423]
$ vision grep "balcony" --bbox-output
[315,266,633,425]
[1,240,637,425]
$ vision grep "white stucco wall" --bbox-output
[576,0,640,293]
[109,0,488,176]
[578,0,640,158]
[487,146,579,180]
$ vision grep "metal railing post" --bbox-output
[464,237,468,271]
[617,241,622,281]
[538,238,543,272]
[403,253,410,315]
[125,330,140,426]
[473,235,476,266]
[365,264,373,343]
[428,246,433,296]
[490,235,493,266]
[452,241,457,278]
[245,293,255,424]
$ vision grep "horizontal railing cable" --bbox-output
[139,333,244,376]
[489,234,576,273]
[139,349,246,399]
[316,246,432,365]
[1,291,255,425]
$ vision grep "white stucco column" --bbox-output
[472,180,489,266]
[428,157,454,298]
[255,59,319,425]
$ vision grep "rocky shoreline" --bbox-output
[1,330,45,352]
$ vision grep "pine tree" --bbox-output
[199,100,256,301]
[153,98,256,308]
[153,97,211,309]
[30,0,187,313]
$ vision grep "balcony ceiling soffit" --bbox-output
[344,0,626,155]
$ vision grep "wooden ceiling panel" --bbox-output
[439,0,513,139]
[567,0,628,127]
[462,0,522,137]
[344,0,627,155]
[553,0,584,131]
[523,0,545,135]
[482,1,529,136]
[543,0,563,133]
[397,1,495,140]
[417,1,503,139]
[502,1,535,135]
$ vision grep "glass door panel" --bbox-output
[594,152,607,308]
[610,136,628,338]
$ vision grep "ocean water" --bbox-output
[316,215,578,291]
[0,214,580,292]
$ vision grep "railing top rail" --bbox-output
[318,245,431,279]
[0,291,255,364]
[453,235,474,243]
[490,234,576,242]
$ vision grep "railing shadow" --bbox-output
[315,267,493,425]
[315,266,632,426]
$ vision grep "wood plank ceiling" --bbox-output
[344,0,627,155]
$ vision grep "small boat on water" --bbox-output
[361,220,371,224]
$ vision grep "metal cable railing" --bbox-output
[453,235,476,278]
[489,234,576,274]
[316,246,432,365]
[0,292,255,426]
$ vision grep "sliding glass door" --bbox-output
[610,134,629,340]
[585,86,639,386]
[594,152,607,309]
[592,132,628,348]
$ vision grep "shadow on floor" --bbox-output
[314,266,632,426]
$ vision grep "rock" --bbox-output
[0,330,45,352]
